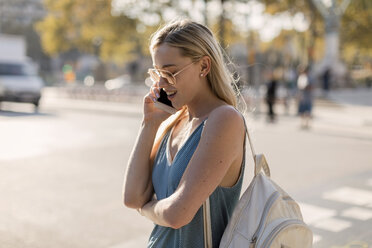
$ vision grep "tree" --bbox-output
[36,0,139,63]
[112,0,239,49]
[261,0,372,63]
[261,0,324,65]
[341,0,372,50]
[312,0,350,76]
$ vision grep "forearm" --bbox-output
[139,199,172,227]
[139,194,193,229]
[123,121,159,208]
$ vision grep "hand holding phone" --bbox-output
[154,88,177,114]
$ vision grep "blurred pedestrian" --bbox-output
[283,67,297,115]
[265,72,278,123]
[322,68,331,98]
[123,19,246,247]
[297,67,314,129]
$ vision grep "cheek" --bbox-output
[179,73,199,89]
[174,72,200,100]
[177,77,196,97]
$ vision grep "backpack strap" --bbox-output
[241,115,270,177]
[203,197,213,248]
[203,112,270,247]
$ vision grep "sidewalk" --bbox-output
[41,87,372,139]
[40,86,144,116]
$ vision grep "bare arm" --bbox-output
[123,92,170,209]
[123,121,158,209]
[139,106,245,229]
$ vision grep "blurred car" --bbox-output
[0,61,44,107]
[104,74,130,90]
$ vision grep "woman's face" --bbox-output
[152,43,200,110]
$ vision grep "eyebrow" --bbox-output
[154,64,177,69]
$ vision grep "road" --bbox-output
[0,88,371,248]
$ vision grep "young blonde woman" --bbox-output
[123,19,247,247]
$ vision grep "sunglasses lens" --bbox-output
[148,69,175,85]
[148,70,159,83]
[162,71,175,85]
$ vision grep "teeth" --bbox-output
[165,91,176,96]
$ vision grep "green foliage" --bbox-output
[36,0,140,63]
[261,0,372,59]
[36,0,371,65]
[341,0,372,50]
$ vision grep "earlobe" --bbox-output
[200,70,209,77]
[200,56,211,77]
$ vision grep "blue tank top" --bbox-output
[149,119,246,248]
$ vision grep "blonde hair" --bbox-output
[149,19,243,159]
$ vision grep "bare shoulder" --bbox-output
[206,105,245,131]
[201,105,246,142]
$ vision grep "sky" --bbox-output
[111,0,310,42]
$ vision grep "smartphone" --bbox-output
[154,88,177,114]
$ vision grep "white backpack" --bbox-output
[203,124,313,248]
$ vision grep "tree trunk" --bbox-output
[203,0,209,26]
[219,0,225,49]
[312,0,350,87]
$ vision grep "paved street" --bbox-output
[0,87,371,248]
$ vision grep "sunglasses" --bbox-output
[147,61,196,85]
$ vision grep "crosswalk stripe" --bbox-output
[322,187,372,207]
[341,207,372,220]
[298,202,337,225]
[312,217,352,232]
[300,186,372,243]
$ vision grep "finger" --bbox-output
[149,86,156,99]
[154,87,160,98]
[150,86,160,99]
[144,93,156,103]
[152,80,159,88]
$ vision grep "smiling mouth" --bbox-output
[164,89,177,97]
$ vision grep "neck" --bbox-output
[186,84,225,121]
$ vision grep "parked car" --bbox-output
[104,74,130,90]
[0,60,44,108]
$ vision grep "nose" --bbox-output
[157,76,169,88]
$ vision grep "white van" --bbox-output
[0,60,44,107]
[0,34,44,108]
